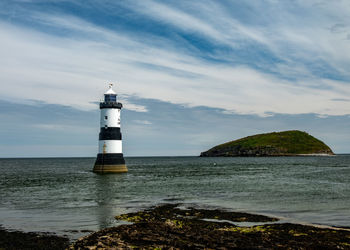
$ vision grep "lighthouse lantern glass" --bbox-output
[105,94,117,102]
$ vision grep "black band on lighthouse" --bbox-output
[95,153,125,165]
[99,127,122,140]
[100,102,123,109]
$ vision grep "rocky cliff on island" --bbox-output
[200,130,334,157]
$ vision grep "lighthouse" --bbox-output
[93,84,128,173]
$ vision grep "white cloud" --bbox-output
[31,123,95,132]
[121,101,148,113]
[134,120,152,125]
[0,1,350,116]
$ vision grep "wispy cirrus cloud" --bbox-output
[0,0,349,117]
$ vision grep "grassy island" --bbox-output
[200,130,334,157]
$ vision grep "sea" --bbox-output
[1,156,349,240]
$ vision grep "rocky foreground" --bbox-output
[71,204,350,249]
[1,204,349,249]
[0,227,70,250]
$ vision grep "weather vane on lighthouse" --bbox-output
[93,83,127,173]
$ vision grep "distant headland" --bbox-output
[200,130,334,157]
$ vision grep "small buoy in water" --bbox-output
[213,162,217,166]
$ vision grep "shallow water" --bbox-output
[0,156,349,239]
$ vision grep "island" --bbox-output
[200,130,334,157]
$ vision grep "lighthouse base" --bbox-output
[93,153,128,173]
[93,164,128,173]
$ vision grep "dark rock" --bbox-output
[71,204,350,249]
[0,227,69,250]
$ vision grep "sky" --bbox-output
[0,0,349,157]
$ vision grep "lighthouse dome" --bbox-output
[104,84,117,102]
[105,87,116,95]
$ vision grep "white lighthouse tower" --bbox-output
[93,84,127,173]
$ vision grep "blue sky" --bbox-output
[0,0,349,157]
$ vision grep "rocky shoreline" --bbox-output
[200,145,334,157]
[0,227,70,250]
[2,204,350,249]
[71,204,350,249]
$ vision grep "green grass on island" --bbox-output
[200,130,334,157]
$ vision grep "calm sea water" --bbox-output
[1,156,349,240]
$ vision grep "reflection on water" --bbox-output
[94,174,128,231]
[0,156,350,240]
